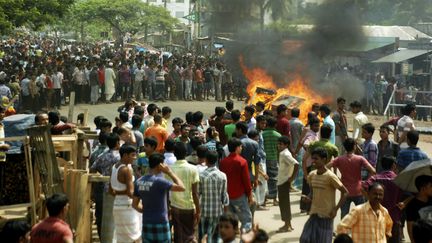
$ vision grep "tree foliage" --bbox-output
[0,0,74,34]
[72,0,178,37]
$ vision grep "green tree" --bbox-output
[72,0,178,44]
[0,0,74,34]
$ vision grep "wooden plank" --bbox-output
[0,136,26,142]
[64,170,92,243]
[0,203,32,210]
[83,109,89,127]
[68,92,75,123]
[88,175,110,182]
[76,133,86,170]
[23,137,37,225]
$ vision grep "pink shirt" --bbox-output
[31,217,73,243]
[331,154,370,196]
[302,129,319,167]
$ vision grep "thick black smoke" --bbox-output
[206,0,366,102]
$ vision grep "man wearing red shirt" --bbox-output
[194,64,204,101]
[98,64,105,102]
[30,193,73,243]
[219,138,254,231]
[327,138,376,218]
[276,104,291,138]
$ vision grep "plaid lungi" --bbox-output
[142,222,171,243]
[300,214,333,243]
[199,217,219,243]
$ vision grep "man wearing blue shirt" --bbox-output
[320,104,336,145]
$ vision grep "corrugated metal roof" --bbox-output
[363,26,432,41]
[293,25,432,41]
[372,49,430,63]
[338,37,395,52]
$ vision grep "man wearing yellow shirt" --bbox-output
[337,182,393,243]
[300,147,348,243]
[168,142,200,242]
[161,106,171,129]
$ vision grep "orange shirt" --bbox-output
[144,124,169,153]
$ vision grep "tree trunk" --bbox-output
[80,23,85,43]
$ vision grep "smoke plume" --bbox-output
[206,0,366,102]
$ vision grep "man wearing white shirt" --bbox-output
[396,103,416,149]
[51,67,64,109]
[350,101,368,144]
[134,63,146,100]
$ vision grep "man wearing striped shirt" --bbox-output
[198,150,229,243]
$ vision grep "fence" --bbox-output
[384,88,432,119]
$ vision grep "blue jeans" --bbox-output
[228,194,252,231]
[341,195,365,219]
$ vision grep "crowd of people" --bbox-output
[2,96,431,243]
[0,37,431,243]
[0,37,249,115]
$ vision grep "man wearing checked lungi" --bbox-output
[132,153,185,242]
[300,147,348,243]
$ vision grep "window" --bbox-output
[175,11,184,18]
[176,0,184,3]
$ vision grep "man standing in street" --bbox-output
[396,103,417,149]
[350,101,369,144]
[169,142,200,243]
[327,138,376,218]
[236,122,261,189]
[132,153,185,243]
[397,130,428,172]
[90,133,120,242]
[337,183,393,243]
[276,104,291,138]
[104,62,116,103]
[134,63,146,100]
[199,150,229,243]
[262,116,282,205]
[220,138,254,231]
[300,148,348,243]
[332,97,348,153]
[320,104,336,145]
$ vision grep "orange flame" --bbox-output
[239,55,329,122]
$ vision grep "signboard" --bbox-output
[271,95,306,110]
[401,63,413,75]
[183,11,199,22]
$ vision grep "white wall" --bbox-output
[146,0,191,25]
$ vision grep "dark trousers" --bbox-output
[74,84,85,103]
[21,95,31,111]
[388,221,401,243]
[278,180,292,222]
[222,83,232,101]
[171,207,195,243]
[54,89,61,108]
[196,82,203,100]
[99,85,105,101]
[300,166,312,212]
[93,184,104,238]
[141,80,147,99]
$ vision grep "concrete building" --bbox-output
[146,0,192,25]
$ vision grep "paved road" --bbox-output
[61,99,428,242]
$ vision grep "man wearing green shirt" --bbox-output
[224,109,241,140]
[306,124,339,170]
[262,116,282,204]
